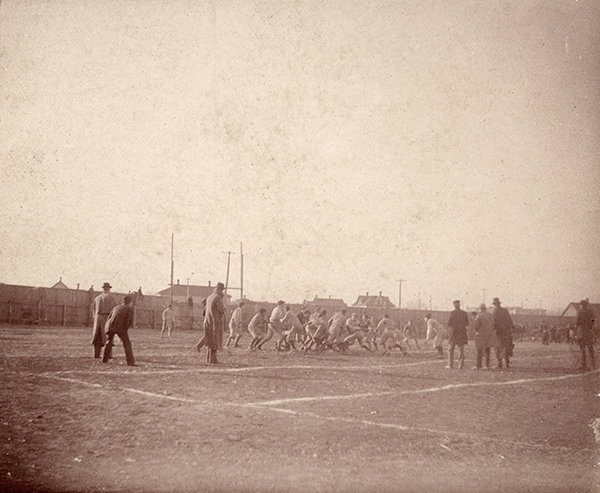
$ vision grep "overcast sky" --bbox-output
[1,0,598,312]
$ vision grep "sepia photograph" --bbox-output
[0,0,598,491]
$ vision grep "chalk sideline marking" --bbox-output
[34,371,596,453]
[42,360,440,377]
[247,370,600,406]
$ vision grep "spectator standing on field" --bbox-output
[102,295,136,366]
[203,282,226,364]
[91,282,117,359]
[491,298,514,369]
[161,304,174,338]
[447,300,469,369]
[472,304,497,370]
[425,313,446,359]
[575,299,595,371]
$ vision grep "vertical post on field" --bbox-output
[240,242,244,300]
[170,233,174,305]
[397,279,404,325]
[223,251,233,292]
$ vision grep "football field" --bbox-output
[0,325,598,492]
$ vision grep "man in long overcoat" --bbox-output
[447,300,469,369]
[492,298,514,369]
[472,304,497,370]
[91,282,117,359]
[204,282,226,363]
[576,299,595,371]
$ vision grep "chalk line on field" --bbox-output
[34,371,596,453]
[255,406,594,453]
[45,359,438,376]
[39,368,599,410]
[247,370,600,406]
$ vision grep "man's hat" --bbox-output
[479,303,487,310]
[102,282,112,289]
[453,300,460,304]
[216,282,225,290]
[277,300,285,305]
[124,295,132,303]
[492,297,501,305]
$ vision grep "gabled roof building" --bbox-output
[50,278,69,289]
[303,296,348,312]
[561,300,600,319]
[351,291,396,309]
[155,280,232,304]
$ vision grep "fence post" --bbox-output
[62,305,66,326]
[8,301,12,324]
[152,310,155,330]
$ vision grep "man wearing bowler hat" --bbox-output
[102,295,136,366]
[91,282,117,359]
[203,282,226,363]
[575,299,595,371]
[447,300,469,369]
[492,297,514,369]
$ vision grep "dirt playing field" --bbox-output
[0,325,598,493]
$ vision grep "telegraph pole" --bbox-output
[223,250,233,292]
[240,242,244,300]
[397,279,404,309]
[170,233,174,305]
[397,279,404,325]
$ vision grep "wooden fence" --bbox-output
[0,283,205,330]
[0,283,571,337]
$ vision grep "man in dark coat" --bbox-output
[492,298,514,369]
[447,300,469,369]
[203,282,226,364]
[575,299,595,371]
[102,295,136,366]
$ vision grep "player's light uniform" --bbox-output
[248,311,268,350]
[327,311,348,348]
[343,314,370,350]
[226,305,245,347]
[281,309,304,349]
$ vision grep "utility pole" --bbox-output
[240,242,244,300]
[397,279,404,325]
[170,233,174,305]
[223,250,233,292]
[397,279,404,309]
